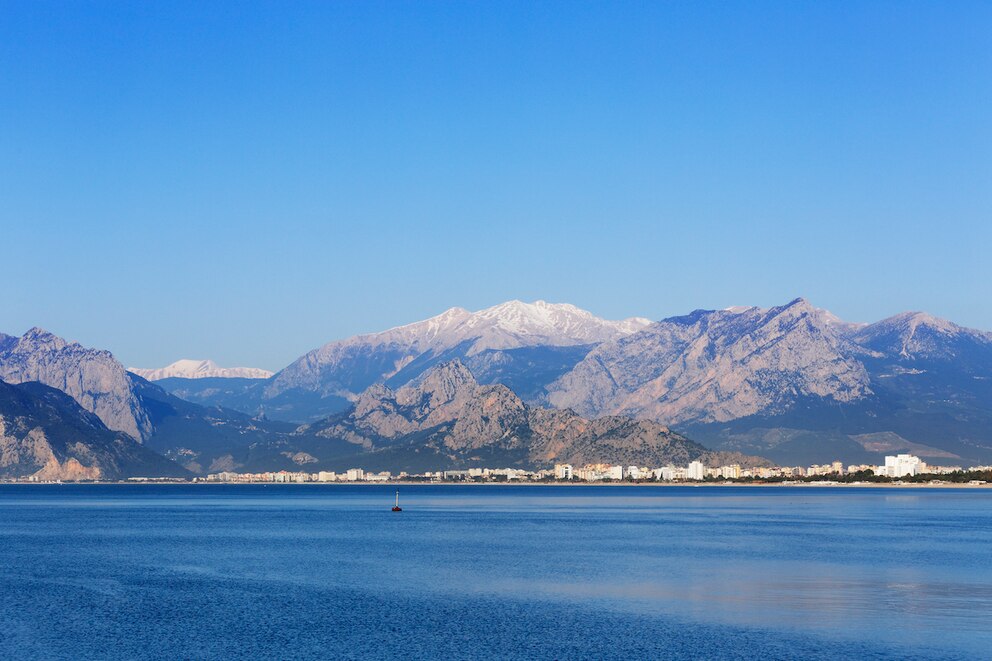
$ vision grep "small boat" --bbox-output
[392,490,402,512]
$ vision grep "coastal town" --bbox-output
[187,454,991,485]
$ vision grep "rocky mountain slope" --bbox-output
[546,299,992,465]
[235,361,761,473]
[0,326,756,475]
[851,312,992,363]
[11,296,991,470]
[546,298,871,423]
[0,328,300,475]
[0,328,153,440]
[269,299,649,400]
[129,359,273,381]
[0,379,189,480]
[171,300,651,422]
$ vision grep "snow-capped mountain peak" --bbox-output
[853,311,992,360]
[328,300,650,356]
[264,300,653,404]
[462,300,650,346]
[128,359,274,381]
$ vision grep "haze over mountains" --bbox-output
[2,297,991,479]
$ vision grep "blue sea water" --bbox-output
[0,485,990,660]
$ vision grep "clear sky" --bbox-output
[2,1,990,370]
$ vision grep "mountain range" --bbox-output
[3,297,991,478]
[128,359,273,381]
[0,328,297,476]
[228,300,651,421]
[0,310,746,478]
[204,360,761,475]
[0,379,188,481]
[144,298,992,466]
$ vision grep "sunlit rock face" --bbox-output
[0,328,152,440]
[547,298,872,424]
[0,380,187,480]
[301,360,763,469]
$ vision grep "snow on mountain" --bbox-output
[852,311,992,360]
[265,300,651,398]
[458,300,652,350]
[339,300,650,355]
[129,359,274,381]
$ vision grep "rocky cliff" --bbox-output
[0,328,153,440]
[547,298,870,424]
[0,379,188,480]
[293,361,761,470]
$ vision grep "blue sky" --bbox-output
[2,1,990,370]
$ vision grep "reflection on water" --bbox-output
[1,485,990,659]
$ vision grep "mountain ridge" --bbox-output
[205,300,653,422]
[0,379,190,480]
[5,297,991,469]
[0,327,154,440]
[282,360,764,472]
[546,298,872,424]
[129,359,273,381]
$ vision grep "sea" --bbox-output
[0,484,989,660]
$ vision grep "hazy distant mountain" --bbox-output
[124,374,298,474]
[269,300,649,397]
[236,361,761,473]
[129,359,273,381]
[0,379,189,480]
[147,376,265,411]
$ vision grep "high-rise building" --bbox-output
[877,454,923,478]
[687,461,705,481]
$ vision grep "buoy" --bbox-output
[392,490,402,512]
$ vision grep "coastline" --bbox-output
[1,480,989,489]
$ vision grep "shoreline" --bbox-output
[1,480,989,489]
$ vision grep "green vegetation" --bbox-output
[723,469,992,485]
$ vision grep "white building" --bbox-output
[346,468,365,482]
[720,464,741,479]
[877,454,924,478]
[554,464,573,480]
[687,461,705,481]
